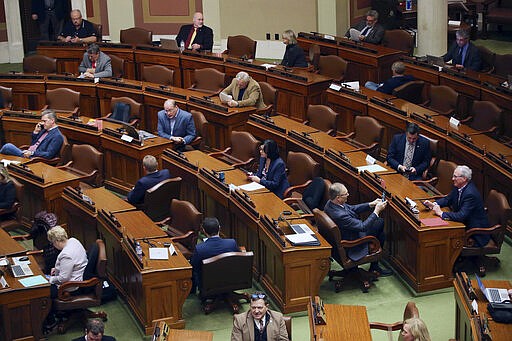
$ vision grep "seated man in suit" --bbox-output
[78,43,112,78]
[175,12,213,52]
[365,61,414,94]
[386,123,431,180]
[344,9,385,44]
[58,9,97,43]
[443,29,481,71]
[232,292,288,341]
[324,182,392,276]
[72,318,116,341]
[190,217,239,294]
[126,155,171,205]
[424,165,490,246]
[0,109,63,159]
[157,99,196,151]
[220,71,266,110]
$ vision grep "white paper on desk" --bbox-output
[0,276,8,288]
[12,256,31,266]
[149,247,169,260]
[357,164,387,173]
[261,63,278,70]
[121,134,133,142]
[349,28,361,41]
[472,299,479,314]
[219,92,233,102]
[238,182,265,191]
[19,275,48,287]
[168,244,176,256]
[1,159,21,168]
[0,258,8,266]
[448,20,461,26]
[94,77,99,83]
[365,154,377,165]
[286,233,317,244]
[449,117,460,129]
[329,83,342,91]
[341,81,360,91]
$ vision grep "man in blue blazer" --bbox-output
[443,29,481,71]
[175,12,214,51]
[387,123,431,180]
[424,165,490,247]
[0,109,63,159]
[190,217,240,293]
[157,99,196,151]
[324,182,392,276]
[126,155,171,205]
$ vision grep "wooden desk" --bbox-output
[179,51,226,89]
[0,255,52,341]
[454,277,512,341]
[45,74,99,116]
[97,210,191,335]
[153,321,213,341]
[0,228,27,256]
[36,42,84,74]
[96,78,145,121]
[134,46,182,87]
[0,74,46,110]
[309,304,372,341]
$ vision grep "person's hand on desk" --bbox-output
[22,150,33,158]
[373,200,387,216]
[86,67,95,74]
[170,136,185,144]
[248,174,260,183]
[70,36,82,44]
[359,35,366,42]
[227,100,239,107]
[423,200,443,216]
[191,43,201,50]
[83,71,95,78]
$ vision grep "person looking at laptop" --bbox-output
[443,29,481,71]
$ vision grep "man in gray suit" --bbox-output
[344,9,385,44]
[78,43,112,78]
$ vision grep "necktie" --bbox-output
[360,26,371,36]
[92,61,96,69]
[457,189,462,207]
[259,319,264,331]
[28,132,49,152]
[403,143,415,178]
[188,28,197,49]
[457,47,463,65]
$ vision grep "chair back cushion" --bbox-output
[110,54,124,78]
[142,64,174,86]
[169,199,202,250]
[111,101,131,122]
[383,30,414,55]
[226,35,257,59]
[143,177,182,221]
[23,54,57,73]
[120,27,152,45]
[435,159,457,195]
[470,100,502,132]
[71,144,103,186]
[230,131,260,163]
[258,81,278,107]
[392,81,425,104]
[313,209,346,264]
[306,104,338,134]
[309,44,321,69]
[191,68,225,94]
[46,87,80,112]
[353,116,384,147]
[110,97,142,122]
[486,189,512,228]
[494,53,512,77]
[0,86,13,109]
[286,151,320,186]
[428,85,459,116]
[318,55,347,81]
[477,45,496,73]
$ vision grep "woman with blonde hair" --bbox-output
[401,317,431,341]
[281,29,308,67]
[0,165,16,215]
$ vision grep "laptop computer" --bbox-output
[290,223,315,234]
[9,263,33,278]
[426,55,445,67]
[160,38,179,50]
[475,274,510,303]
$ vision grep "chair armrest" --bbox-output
[369,321,403,331]
[57,160,73,168]
[168,230,194,243]
[336,132,355,140]
[40,105,49,111]
[459,116,472,124]
[208,147,232,157]
[57,277,101,300]
[189,136,203,147]
[156,217,171,227]
[464,224,501,243]
[11,234,31,241]
[71,107,80,116]
[283,180,312,198]
[340,235,381,249]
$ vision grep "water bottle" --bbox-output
[135,241,143,260]
[180,41,185,52]
[405,0,412,11]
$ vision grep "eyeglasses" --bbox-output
[251,293,266,300]
[452,175,464,178]
[338,192,349,197]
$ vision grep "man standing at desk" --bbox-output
[443,29,481,71]
[387,123,431,180]
[324,182,392,276]
[221,71,265,110]
[344,10,385,44]
[58,9,97,43]
[424,165,490,247]
[31,0,70,41]
[157,99,196,150]
[78,43,112,78]
[175,12,213,52]
[127,155,171,205]
[0,109,63,159]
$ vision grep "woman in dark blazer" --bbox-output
[248,139,290,198]
[281,30,308,68]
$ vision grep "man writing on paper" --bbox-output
[344,10,385,44]
[324,182,392,276]
[78,43,112,78]
[157,99,196,151]
[220,71,266,110]
[423,165,490,246]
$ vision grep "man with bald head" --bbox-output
[58,9,97,43]
[175,12,213,51]
[157,99,196,150]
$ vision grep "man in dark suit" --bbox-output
[175,12,214,52]
[443,29,481,71]
[71,318,116,341]
[424,165,490,247]
[78,43,112,78]
[344,10,385,44]
[387,123,431,180]
[190,217,240,293]
[126,155,171,205]
[157,99,196,151]
[324,182,392,276]
[0,109,63,159]
[365,61,415,94]
[31,0,70,41]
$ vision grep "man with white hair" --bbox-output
[424,165,490,246]
[175,12,213,51]
[220,71,265,109]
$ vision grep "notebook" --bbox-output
[160,38,178,50]
[476,274,510,303]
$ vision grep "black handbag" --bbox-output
[487,300,512,324]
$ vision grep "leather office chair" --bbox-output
[256,81,278,116]
[102,96,142,127]
[419,134,439,180]
[141,64,174,86]
[392,81,426,105]
[461,100,503,135]
[317,55,348,82]
[0,85,13,109]
[200,251,253,314]
[0,178,24,231]
[284,177,332,221]
[304,104,339,136]
[224,35,257,59]
[110,54,124,78]
[382,29,414,56]
[58,144,104,187]
[91,22,102,42]
[188,68,226,95]
[477,45,496,73]
[209,131,260,170]
[120,27,152,45]
[308,44,321,70]
[164,199,202,260]
[313,208,382,293]
[338,116,384,158]
[23,54,57,73]
[23,134,71,166]
[413,159,457,196]
[52,239,107,334]
[142,177,182,222]
[283,151,321,198]
[42,87,80,115]
[426,85,459,117]
[458,189,511,277]
[189,110,210,150]
[482,0,512,39]
[493,53,512,78]
[370,302,419,339]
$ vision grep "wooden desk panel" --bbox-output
[134,48,182,86]
[45,75,99,116]
[0,228,27,256]
[179,52,226,89]
[37,43,84,74]
[310,304,372,341]
[0,75,46,110]
[96,79,145,122]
